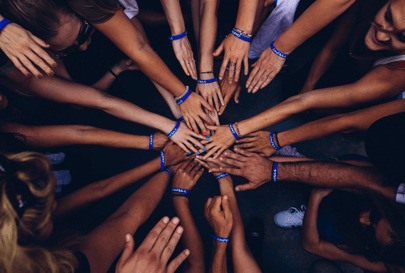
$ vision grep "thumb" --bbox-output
[221,195,232,220]
[213,43,224,57]
[234,146,255,157]
[206,124,219,131]
[116,234,135,271]
[235,182,255,192]
[234,86,241,104]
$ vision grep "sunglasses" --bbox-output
[48,19,94,59]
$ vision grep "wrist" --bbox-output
[273,36,295,55]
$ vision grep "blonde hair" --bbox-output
[0,152,77,273]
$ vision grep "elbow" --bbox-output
[284,93,313,112]
[302,238,321,255]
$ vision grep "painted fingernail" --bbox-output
[126,234,131,242]
[187,151,192,155]
[197,151,201,155]
[172,217,180,224]
[205,137,211,141]
[203,147,207,151]
[163,217,170,223]
[211,107,214,111]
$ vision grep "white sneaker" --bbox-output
[274,205,306,228]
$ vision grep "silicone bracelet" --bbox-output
[229,123,240,140]
[216,173,230,180]
[148,134,154,150]
[210,234,230,243]
[0,18,12,31]
[164,167,174,177]
[269,132,281,151]
[272,162,278,183]
[197,77,217,84]
[160,151,165,171]
[167,120,181,138]
[270,41,288,59]
[171,187,190,195]
[169,30,187,41]
[231,29,252,43]
[176,89,192,105]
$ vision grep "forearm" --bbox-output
[234,0,260,33]
[0,123,150,149]
[278,100,405,147]
[218,177,246,248]
[302,193,322,248]
[198,0,218,72]
[277,161,396,200]
[173,197,205,273]
[55,157,161,217]
[92,69,117,91]
[274,0,355,54]
[94,10,186,96]
[160,0,186,35]
[210,242,228,273]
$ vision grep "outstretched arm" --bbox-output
[302,189,387,273]
[0,123,168,150]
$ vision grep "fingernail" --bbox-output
[126,234,131,242]
[220,157,223,161]
[176,226,184,234]
[197,151,201,155]
[185,249,190,255]
[208,170,212,173]
[172,217,180,224]
[205,137,211,141]
[211,107,214,111]
[187,151,192,155]
[223,195,229,200]
[163,216,170,223]
[203,147,207,151]
[235,187,240,191]
[203,131,207,136]
[196,155,200,159]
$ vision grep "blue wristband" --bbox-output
[164,167,174,177]
[148,134,154,150]
[169,30,187,41]
[231,29,252,43]
[272,162,278,183]
[216,173,230,180]
[197,77,217,84]
[270,41,288,59]
[229,123,240,140]
[167,120,181,138]
[210,234,230,243]
[177,116,184,122]
[160,151,165,171]
[0,18,12,31]
[269,132,281,151]
[176,89,192,105]
[171,187,190,195]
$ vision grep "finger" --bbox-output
[246,61,260,90]
[140,216,170,251]
[160,226,183,262]
[200,96,215,112]
[211,196,223,214]
[10,57,30,77]
[252,73,269,94]
[235,182,256,192]
[189,117,199,134]
[205,197,213,215]
[223,150,247,162]
[234,142,255,149]
[195,158,209,169]
[216,86,225,106]
[178,59,189,77]
[213,146,227,160]
[243,55,249,76]
[250,68,267,93]
[205,124,219,131]
[116,234,135,271]
[17,55,43,78]
[184,140,199,154]
[221,195,232,220]
[259,75,273,90]
[25,51,54,76]
[218,57,228,81]
[234,146,256,157]
[177,142,190,154]
[202,145,221,160]
[236,136,255,144]
[30,44,57,67]
[213,42,224,57]
[209,166,242,176]
[234,86,240,104]
[183,116,192,131]
[185,60,194,78]
[212,90,220,112]
[189,59,197,80]
[167,249,190,273]
[228,62,235,83]
[234,59,242,83]
[183,158,195,173]
[151,217,180,253]
[29,34,49,48]
[194,116,208,136]
[208,95,215,113]
[219,156,243,168]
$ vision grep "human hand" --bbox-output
[195,154,232,177]
[179,92,215,135]
[214,34,250,84]
[153,132,169,150]
[201,125,236,159]
[172,159,204,191]
[218,71,241,115]
[234,131,276,157]
[111,59,139,75]
[0,22,56,78]
[169,121,206,154]
[246,47,285,93]
[205,196,233,238]
[196,80,224,112]
[209,148,273,191]
[116,217,189,273]
[172,37,197,80]
[163,141,188,166]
